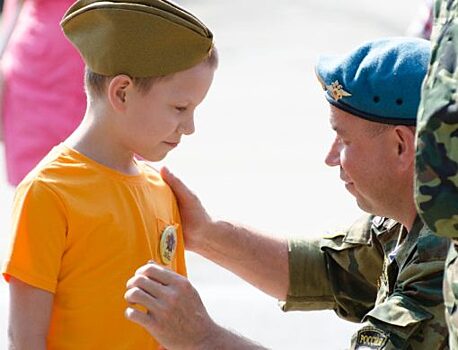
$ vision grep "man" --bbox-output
[415,0,458,347]
[125,38,450,349]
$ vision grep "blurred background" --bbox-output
[0,0,431,348]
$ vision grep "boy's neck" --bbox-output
[65,113,141,176]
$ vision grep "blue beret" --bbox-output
[315,37,431,125]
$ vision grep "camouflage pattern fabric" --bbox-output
[282,215,449,349]
[444,243,458,349]
[415,0,458,238]
[416,1,458,347]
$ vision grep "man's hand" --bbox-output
[160,167,213,251]
[125,263,268,350]
[125,263,214,350]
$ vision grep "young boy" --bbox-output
[2,0,217,348]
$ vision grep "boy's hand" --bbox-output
[125,262,215,350]
[160,167,213,252]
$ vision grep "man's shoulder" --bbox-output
[416,220,450,262]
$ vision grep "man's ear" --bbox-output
[393,126,415,170]
[107,75,133,112]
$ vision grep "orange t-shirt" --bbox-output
[2,144,187,349]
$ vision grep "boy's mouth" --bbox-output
[164,141,179,148]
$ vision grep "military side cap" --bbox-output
[61,0,213,77]
[315,37,430,125]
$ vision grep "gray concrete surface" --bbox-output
[0,0,423,348]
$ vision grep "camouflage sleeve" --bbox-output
[415,0,458,237]
[282,215,449,349]
[281,215,384,323]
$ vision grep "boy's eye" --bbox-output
[175,106,187,112]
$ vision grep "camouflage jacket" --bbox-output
[282,215,449,349]
[444,243,458,349]
[415,0,458,238]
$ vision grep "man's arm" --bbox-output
[161,167,289,300]
[283,215,385,322]
[8,277,53,350]
[125,263,268,350]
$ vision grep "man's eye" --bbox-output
[337,137,350,145]
[175,106,187,112]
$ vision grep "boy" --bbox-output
[2,0,217,348]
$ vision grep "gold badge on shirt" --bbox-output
[160,225,177,265]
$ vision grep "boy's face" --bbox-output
[120,62,215,161]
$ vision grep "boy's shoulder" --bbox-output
[137,161,159,175]
[19,144,106,192]
[137,161,166,185]
[137,162,176,195]
[21,144,78,183]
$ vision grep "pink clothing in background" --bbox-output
[1,0,86,185]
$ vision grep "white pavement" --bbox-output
[0,0,422,348]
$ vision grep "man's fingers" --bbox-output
[124,285,161,310]
[134,261,180,286]
[126,273,168,300]
[160,167,196,204]
[125,306,155,329]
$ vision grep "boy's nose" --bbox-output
[179,116,195,135]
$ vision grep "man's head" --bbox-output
[61,0,217,161]
[316,38,430,220]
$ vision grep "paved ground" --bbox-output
[0,0,423,348]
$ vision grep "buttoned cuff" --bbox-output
[280,238,335,312]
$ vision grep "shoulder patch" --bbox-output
[355,327,388,349]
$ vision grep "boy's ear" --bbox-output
[107,75,133,111]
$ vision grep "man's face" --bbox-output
[324,106,399,215]
[121,62,215,161]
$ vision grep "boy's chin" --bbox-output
[135,152,168,163]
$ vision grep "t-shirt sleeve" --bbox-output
[2,180,67,293]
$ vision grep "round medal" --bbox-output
[160,225,177,265]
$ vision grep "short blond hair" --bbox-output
[85,46,219,98]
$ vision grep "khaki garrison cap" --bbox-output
[61,0,213,77]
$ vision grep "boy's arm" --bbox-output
[8,277,53,350]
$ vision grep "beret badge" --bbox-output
[326,80,352,101]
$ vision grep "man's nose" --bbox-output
[325,139,341,167]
